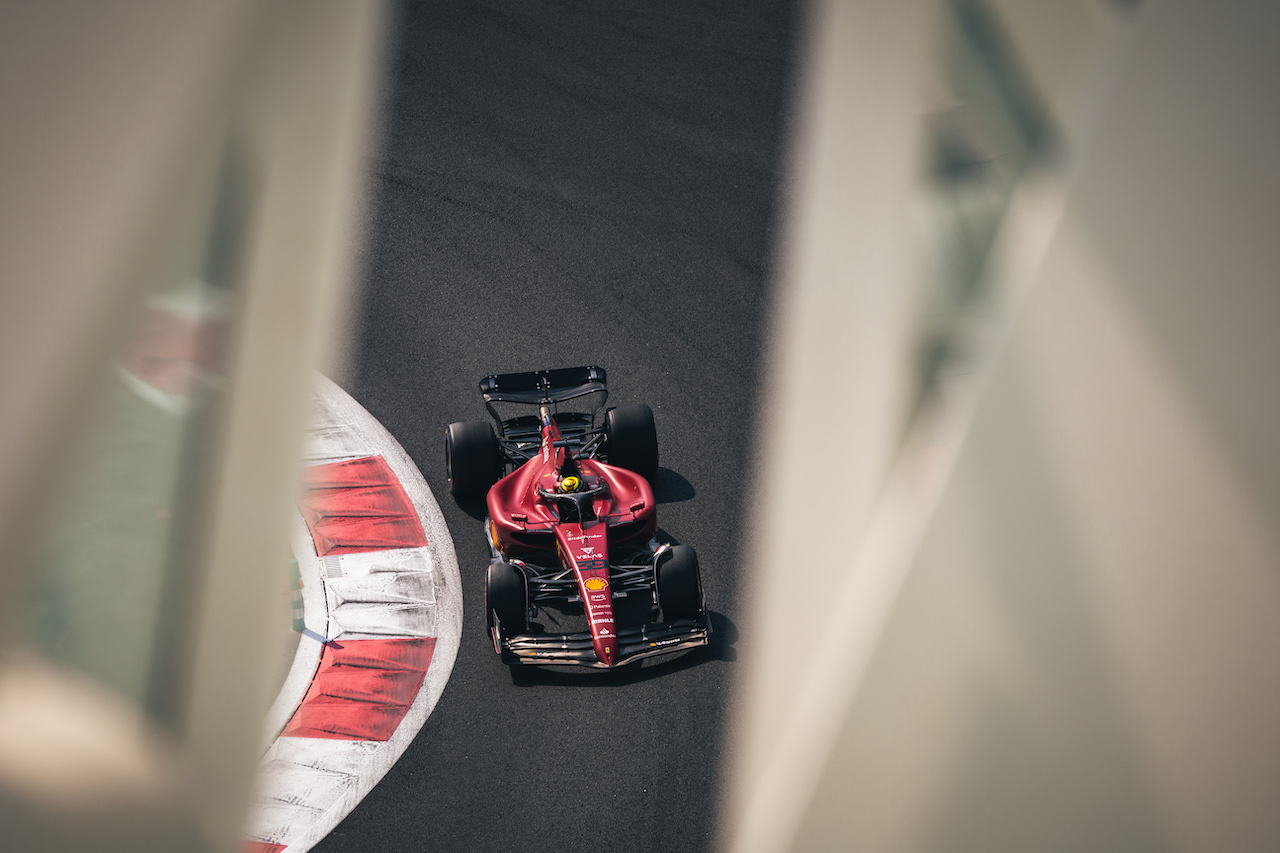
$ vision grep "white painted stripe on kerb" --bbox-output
[244,374,463,853]
[324,547,438,640]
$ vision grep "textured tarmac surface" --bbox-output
[317,2,798,850]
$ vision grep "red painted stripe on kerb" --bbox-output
[282,638,436,741]
[300,456,427,555]
[240,842,286,853]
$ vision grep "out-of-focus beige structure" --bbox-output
[725,0,1280,851]
[0,2,384,851]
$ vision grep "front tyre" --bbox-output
[486,559,528,641]
[604,403,658,480]
[446,421,501,500]
[656,545,703,621]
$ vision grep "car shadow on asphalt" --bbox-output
[505,610,738,688]
[653,466,695,503]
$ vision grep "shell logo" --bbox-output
[583,577,608,592]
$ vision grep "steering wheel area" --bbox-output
[537,481,609,523]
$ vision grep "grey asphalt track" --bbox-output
[316,2,797,850]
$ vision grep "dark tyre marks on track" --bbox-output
[317,2,796,850]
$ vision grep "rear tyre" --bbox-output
[656,545,703,622]
[446,421,501,500]
[486,559,528,638]
[604,403,658,480]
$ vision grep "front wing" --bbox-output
[494,615,711,668]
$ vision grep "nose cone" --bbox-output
[593,636,616,667]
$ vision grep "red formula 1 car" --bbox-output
[445,366,709,668]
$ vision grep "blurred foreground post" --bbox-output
[0,2,385,851]
[726,1,1280,850]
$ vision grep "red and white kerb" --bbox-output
[242,377,461,853]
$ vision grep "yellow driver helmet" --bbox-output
[559,475,581,493]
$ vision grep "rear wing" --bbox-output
[480,366,609,462]
[479,366,607,406]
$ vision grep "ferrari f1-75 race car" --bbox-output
[445,366,710,668]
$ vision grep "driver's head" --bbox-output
[559,475,581,493]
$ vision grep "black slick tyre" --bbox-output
[604,403,658,480]
[446,421,501,500]
[656,545,702,622]
[486,559,528,638]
